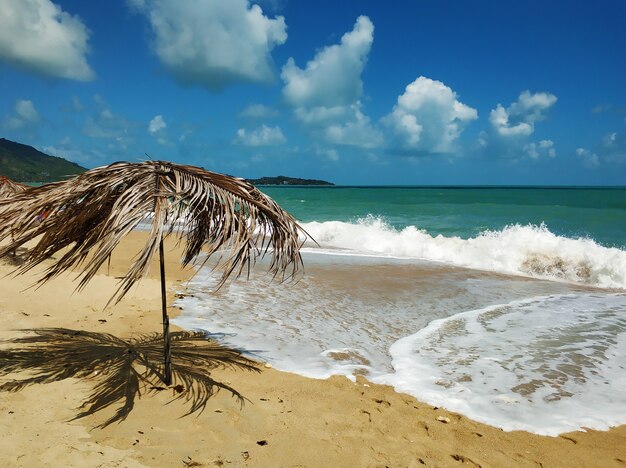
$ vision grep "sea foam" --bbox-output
[375,293,626,435]
[302,217,626,289]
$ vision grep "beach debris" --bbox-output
[213,456,227,466]
[436,416,451,424]
[173,384,185,393]
[182,456,202,467]
[560,435,578,444]
[360,409,372,422]
[214,408,223,413]
[256,440,268,446]
[98,319,107,323]
[451,454,480,466]
[150,386,167,391]
[264,362,272,369]
[241,452,250,461]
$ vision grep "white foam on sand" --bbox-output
[374,293,626,436]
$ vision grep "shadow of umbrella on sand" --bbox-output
[0,161,307,385]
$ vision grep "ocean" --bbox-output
[172,186,626,436]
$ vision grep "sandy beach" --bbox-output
[1,231,625,467]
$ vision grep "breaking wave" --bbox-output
[301,216,626,289]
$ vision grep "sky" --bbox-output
[1,0,625,185]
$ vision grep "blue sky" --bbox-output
[1,0,625,185]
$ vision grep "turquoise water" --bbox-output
[260,186,626,248]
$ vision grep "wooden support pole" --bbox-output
[159,238,172,385]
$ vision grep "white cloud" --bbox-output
[71,96,84,112]
[83,97,132,142]
[576,148,600,168]
[15,100,40,123]
[481,90,558,160]
[490,91,557,137]
[130,0,286,89]
[280,16,381,149]
[316,148,340,162]
[0,0,94,81]
[239,104,279,119]
[525,139,556,159]
[148,115,167,134]
[2,99,40,130]
[282,16,373,109]
[383,76,478,154]
[601,130,626,164]
[577,129,626,166]
[234,125,286,146]
[323,103,383,148]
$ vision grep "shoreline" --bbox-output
[1,232,625,467]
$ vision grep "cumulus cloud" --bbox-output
[0,0,94,81]
[316,147,340,162]
[82,96,132,144]
[148,115,166,134]
[576,148,600,168]
[234,125,286,146]
[43,140,107,166]
[489,91,557,137]
[601,130,626,164]
[280,16,381,149]
[525,140,556,159]
[130,0,286,90]
[575,129,626,167]
[480,90,558,161]
[323,103,383,148]
[239,104,279,119]
[15,100,40,123]
[2,99,40,130]
[383,77,477,154]
[282,16,373,109]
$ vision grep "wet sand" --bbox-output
[0,231,625,467]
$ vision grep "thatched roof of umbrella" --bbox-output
[0,160,306,299]
[0,161,308,384]
[0,176,28,198]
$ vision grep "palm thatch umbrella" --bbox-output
[0,175,28,198]
[0,176,29,257]
[0,161,306,385]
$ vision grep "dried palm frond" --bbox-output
[0,176,28,198]
[0,328,259,427]
[0,161,307,303]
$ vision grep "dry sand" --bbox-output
[1,232,625,467]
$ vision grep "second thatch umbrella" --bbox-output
[0,175,28,198]
[0,161,306,384]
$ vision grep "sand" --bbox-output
[1,231,625,467]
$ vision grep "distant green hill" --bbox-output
[0,138,86,182]
[248,175,334,186]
